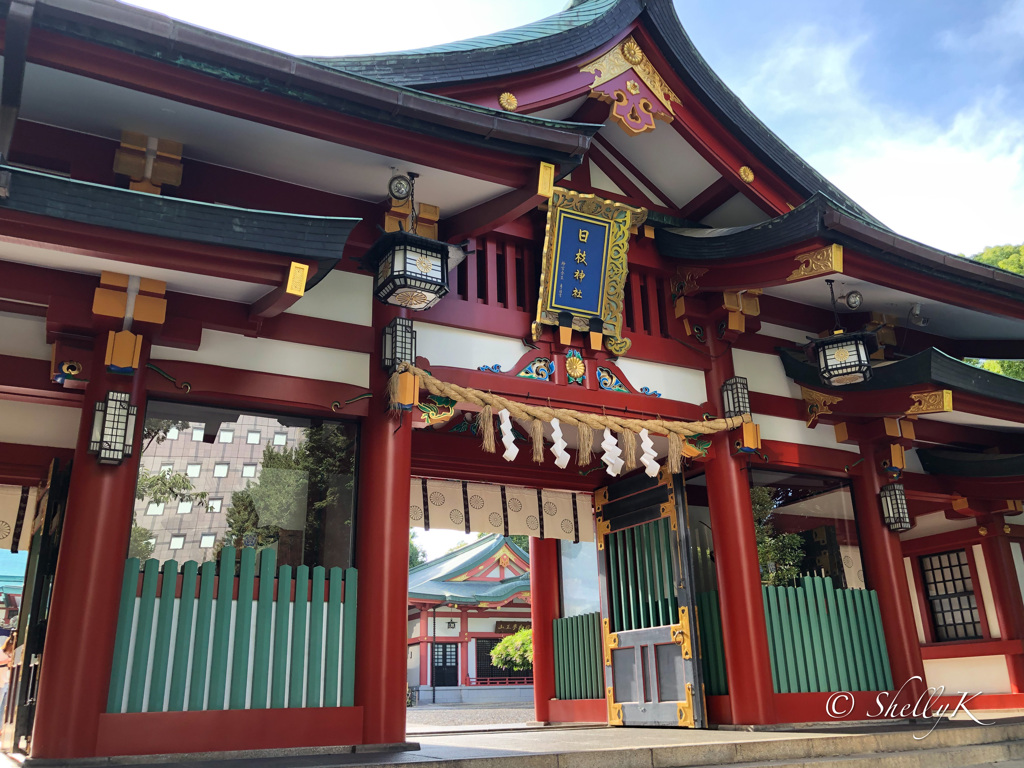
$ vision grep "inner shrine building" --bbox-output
[0,0,1022,761]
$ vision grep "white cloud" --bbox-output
[939,0,1024,64]
[732,26,1024,256]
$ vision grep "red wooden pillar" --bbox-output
[851,443,926,700]
[981,534,1024,692]
[703,343,775,725]
[353,303,413,745]
[459,607,470,685]
[529,536,559,722]
[32,340,149,759]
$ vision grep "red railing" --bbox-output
[466,676,533,686]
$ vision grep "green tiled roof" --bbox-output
[408,534,530,605]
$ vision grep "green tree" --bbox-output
[968,243,1024,380]
[752,486,804,586]
[490,627,533,672]
[128,523,155,560]
[409,533,426,568]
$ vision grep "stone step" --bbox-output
[719,742,1017,768]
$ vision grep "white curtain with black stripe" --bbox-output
[409,478,593,542]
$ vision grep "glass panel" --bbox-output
[748,469,864,588]
[611,647,637,703]
[655,642,684,702]
[132,401,358,570]
[560,536,600,617]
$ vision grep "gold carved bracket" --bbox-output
[907,390,953,415]
[802,386,843,427]
[595,516,611,550]
[670,606,692,660]
[676,683,695,727]
[606,686,623,726]
[602,617,619,666]
[787,244,843,282]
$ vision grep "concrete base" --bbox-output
[411,685,533,705]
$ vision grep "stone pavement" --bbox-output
[406,703,534,733]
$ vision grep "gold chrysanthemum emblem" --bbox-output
[498,92,518,112]
[394,290,429,307]
[833,347,850,363]
[566,354,585,379]
[738,165,756,184]
[415,254,433,273]
[622,40,644,65]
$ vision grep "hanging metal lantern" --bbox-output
[366,230,449,311]
[88,390,137,465]
[721,376,750,418]
[879,482,911,532]
[381,316,416,372]
[805,279,877,386]
[805,330,876,386]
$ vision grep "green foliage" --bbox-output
[752,486,805,586]
[489,627,533,672]
[128,524,155,561]
[973,243,1024,275]
[219,424,356,562]
[142,418,191,452]
[967,243,1024,380]
[135,467,208,506]
[409,533,426,569]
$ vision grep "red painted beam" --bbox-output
[0,354,83,407]
[442,184,548,243]
[247,262,319,321]
[679,177,736,221]
[591,136,674,209]
[0,442,74,486]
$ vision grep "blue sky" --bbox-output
[119,0,1024,254]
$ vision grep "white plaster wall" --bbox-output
[468,639,477,679]
[422,621,461,639]
[613,357,706,403]
[756,414,859,453]
[408,644,420,686]
[901,511,976,541]
[732,349,803,399]
[153,330,369,387]
[1012,543,1024,611]
[409,619,421,638]
[0,312,49,360]
[0,399,80,448]
[923,656,1011,695]
[413,321,528,372]
[284,270,373,326]
[973,544,1001,639]
[904,557,926,644]
[758,322,808,344]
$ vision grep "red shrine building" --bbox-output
[407,534,534,702]
[0,0,1022,760]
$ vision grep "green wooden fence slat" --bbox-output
[189,561,217,711]
[837,589,863,690]
[585,613,594,699]
[762,587,779,694]
[823,578,850,692]
[802,578,828,692]
[127,557,160,713]
[665,519,679,617]
[324,566,343,708]
[307,566,326,707]
[651,519,667,626]
[771,587,794,693]
[341,567,359,707]
[616,532,631,631]
[229,547,256,710]
[573,615,584,700]
[107,557,140,713]
[168,560,198,712]
[797,585,818,692]
[207,546,236,710]
[624,528,638,631]
[869,590,894,690]
[553,620,562,699]
[710,591,727,695]
[640,524,654,628]
[855,589,881,691]
[271,564,292,708]
[290,565,310,708]
[250,550,277,709]
[147,559,179,712]
[812,577,840,692]
[608,531,621,634]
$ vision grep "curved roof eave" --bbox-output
[25,0,599,165]
[315,0,882,226]
[655,194,1024,306]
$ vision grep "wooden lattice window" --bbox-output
[919,549,982,641]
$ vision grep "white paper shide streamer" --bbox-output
[600,427,624,477]
[639,428,660,478]
[549,418,570,469]
[498,408,519,462]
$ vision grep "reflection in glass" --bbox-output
[131,401,357,572]
[560,534,600,617]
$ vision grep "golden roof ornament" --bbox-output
[498,92,518,112]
